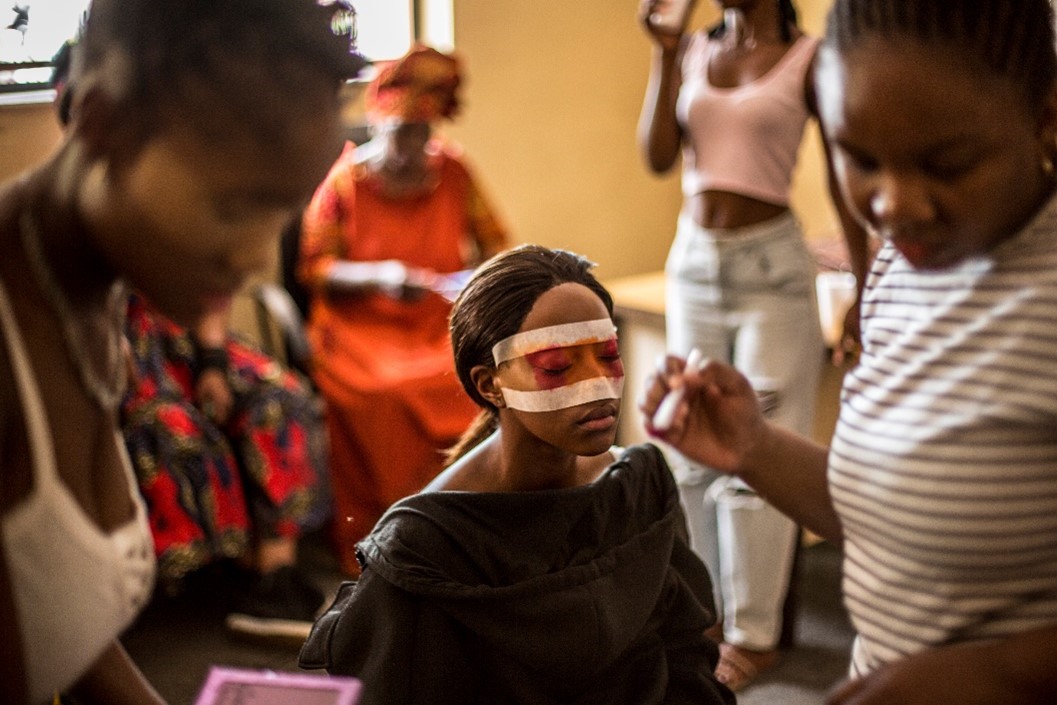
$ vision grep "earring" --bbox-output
[1041,134,1057,177]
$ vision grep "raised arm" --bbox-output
[636,1,689,174]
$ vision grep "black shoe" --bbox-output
[225,566,324,646]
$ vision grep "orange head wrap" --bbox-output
[364,43,462,124]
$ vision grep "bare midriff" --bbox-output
[688,190,789,231]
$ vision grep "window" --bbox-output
[353,0,453,62]
[0,0,88,93]
[417,0,454,52]
[354,0,414,62]
[0,0,453,104]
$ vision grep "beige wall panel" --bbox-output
[0,101,62,181]
[0,0,843,341]
[446,0,842,281]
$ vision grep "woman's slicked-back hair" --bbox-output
[450,244,614,409]
[74,0,365,147]
[825,0,1057,114]
[445,245,614,464]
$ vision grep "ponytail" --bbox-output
[443,410,498,467]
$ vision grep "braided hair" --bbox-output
[824,0,1057,115]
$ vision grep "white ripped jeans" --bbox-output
[665,211,823,651]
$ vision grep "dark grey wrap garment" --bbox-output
[300,443,735,705]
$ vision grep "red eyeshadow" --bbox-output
[525,349,570,390]
[525,348,570,369]
[532,369,568,390]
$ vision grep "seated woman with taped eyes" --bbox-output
[299,244,734,705]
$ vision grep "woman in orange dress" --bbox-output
[299,44,510,574]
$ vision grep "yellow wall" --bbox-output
[445,0,841,280]
[0,0,840,285]
[0,101,62,180]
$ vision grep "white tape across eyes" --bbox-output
[500,376,625,412]
[492,318,617,366]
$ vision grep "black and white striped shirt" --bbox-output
[830,194,1057,675]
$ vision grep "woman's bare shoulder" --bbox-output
[423,438,494,492]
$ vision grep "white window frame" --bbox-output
[0,0,454,107]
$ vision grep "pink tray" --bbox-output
[193,666,362,705]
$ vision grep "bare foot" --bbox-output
[715,642,779,692]
[704,621,724,642]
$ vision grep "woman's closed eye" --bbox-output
[526,349,573,374]
[597,339,621,362]
[920,151,981,182]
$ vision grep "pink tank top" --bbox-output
[676,33,819,205]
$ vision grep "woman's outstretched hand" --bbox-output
[639,352,766,474]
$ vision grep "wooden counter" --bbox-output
[605,270,847,447]
[605,271,669,447]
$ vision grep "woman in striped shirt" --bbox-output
[642,0,1057,703]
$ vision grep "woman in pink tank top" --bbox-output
[636,0,869,692]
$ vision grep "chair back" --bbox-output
[251,282,313,378]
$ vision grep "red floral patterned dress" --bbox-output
[121,294,330,587]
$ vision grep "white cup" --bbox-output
[815,271,857,348]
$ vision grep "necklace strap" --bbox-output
[0,277,59,485]
[18,208,128,412]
